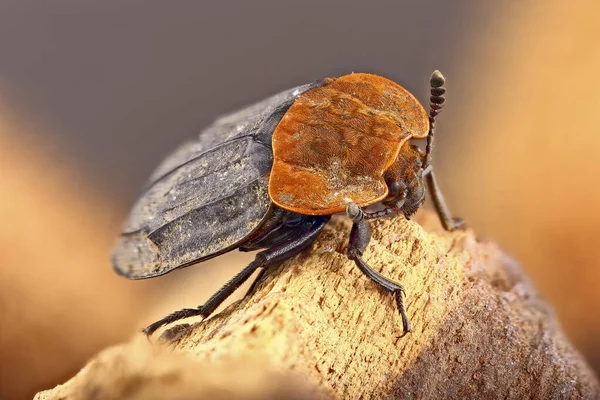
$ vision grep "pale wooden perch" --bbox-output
[36,210,600,399]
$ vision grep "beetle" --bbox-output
[112,71,463,336]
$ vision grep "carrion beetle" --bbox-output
[112,71,463,336]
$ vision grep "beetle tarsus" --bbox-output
[143,308,206,336]
[346,202,412,334]
[363,207,397,220]
[395,291,412,334]
[363,196,407,220]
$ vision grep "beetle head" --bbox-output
[383,142,425,218]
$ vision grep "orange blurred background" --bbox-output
[1,1,599,399]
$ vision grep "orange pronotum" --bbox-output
[268,73,429,215]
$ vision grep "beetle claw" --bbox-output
[394,291,412,334]
[143,307,203,336]
[143,322,162,337]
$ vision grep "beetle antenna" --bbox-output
[422,70,446,170]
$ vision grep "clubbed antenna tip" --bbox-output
[423,70,447,170]
[430,70,445,88]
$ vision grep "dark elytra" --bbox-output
[111,71,463,336]
[112,80,325,279]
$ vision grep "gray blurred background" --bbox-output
[2,1,599,399]
[0,0,490,203]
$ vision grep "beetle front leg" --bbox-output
[424,169,464,231]
[362,182,407,220]
[346,203,412,334]
[362,207,398,220]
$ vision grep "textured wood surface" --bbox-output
[36,210,600,399]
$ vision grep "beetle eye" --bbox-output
[389,182,401,197]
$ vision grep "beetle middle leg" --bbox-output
[346,202,412,334]
[240,210,327,297]
[143,216,329,336]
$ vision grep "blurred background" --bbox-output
[1,1,598,398]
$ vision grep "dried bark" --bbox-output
[36,210,600,399]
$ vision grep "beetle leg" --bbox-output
[363,199,406,220]
[243,267,268,297]
[142,261,262,336]
[363,193,406,220]
[143,216,329,336]
[242,212,331,297]
[363,207,397,220]
[345,202,412,334]
[424,170,464,231]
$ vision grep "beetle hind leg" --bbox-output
[143,216,329,336]
[346,203,412,334]
[142,260,262,336]
[143,308,207,337]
